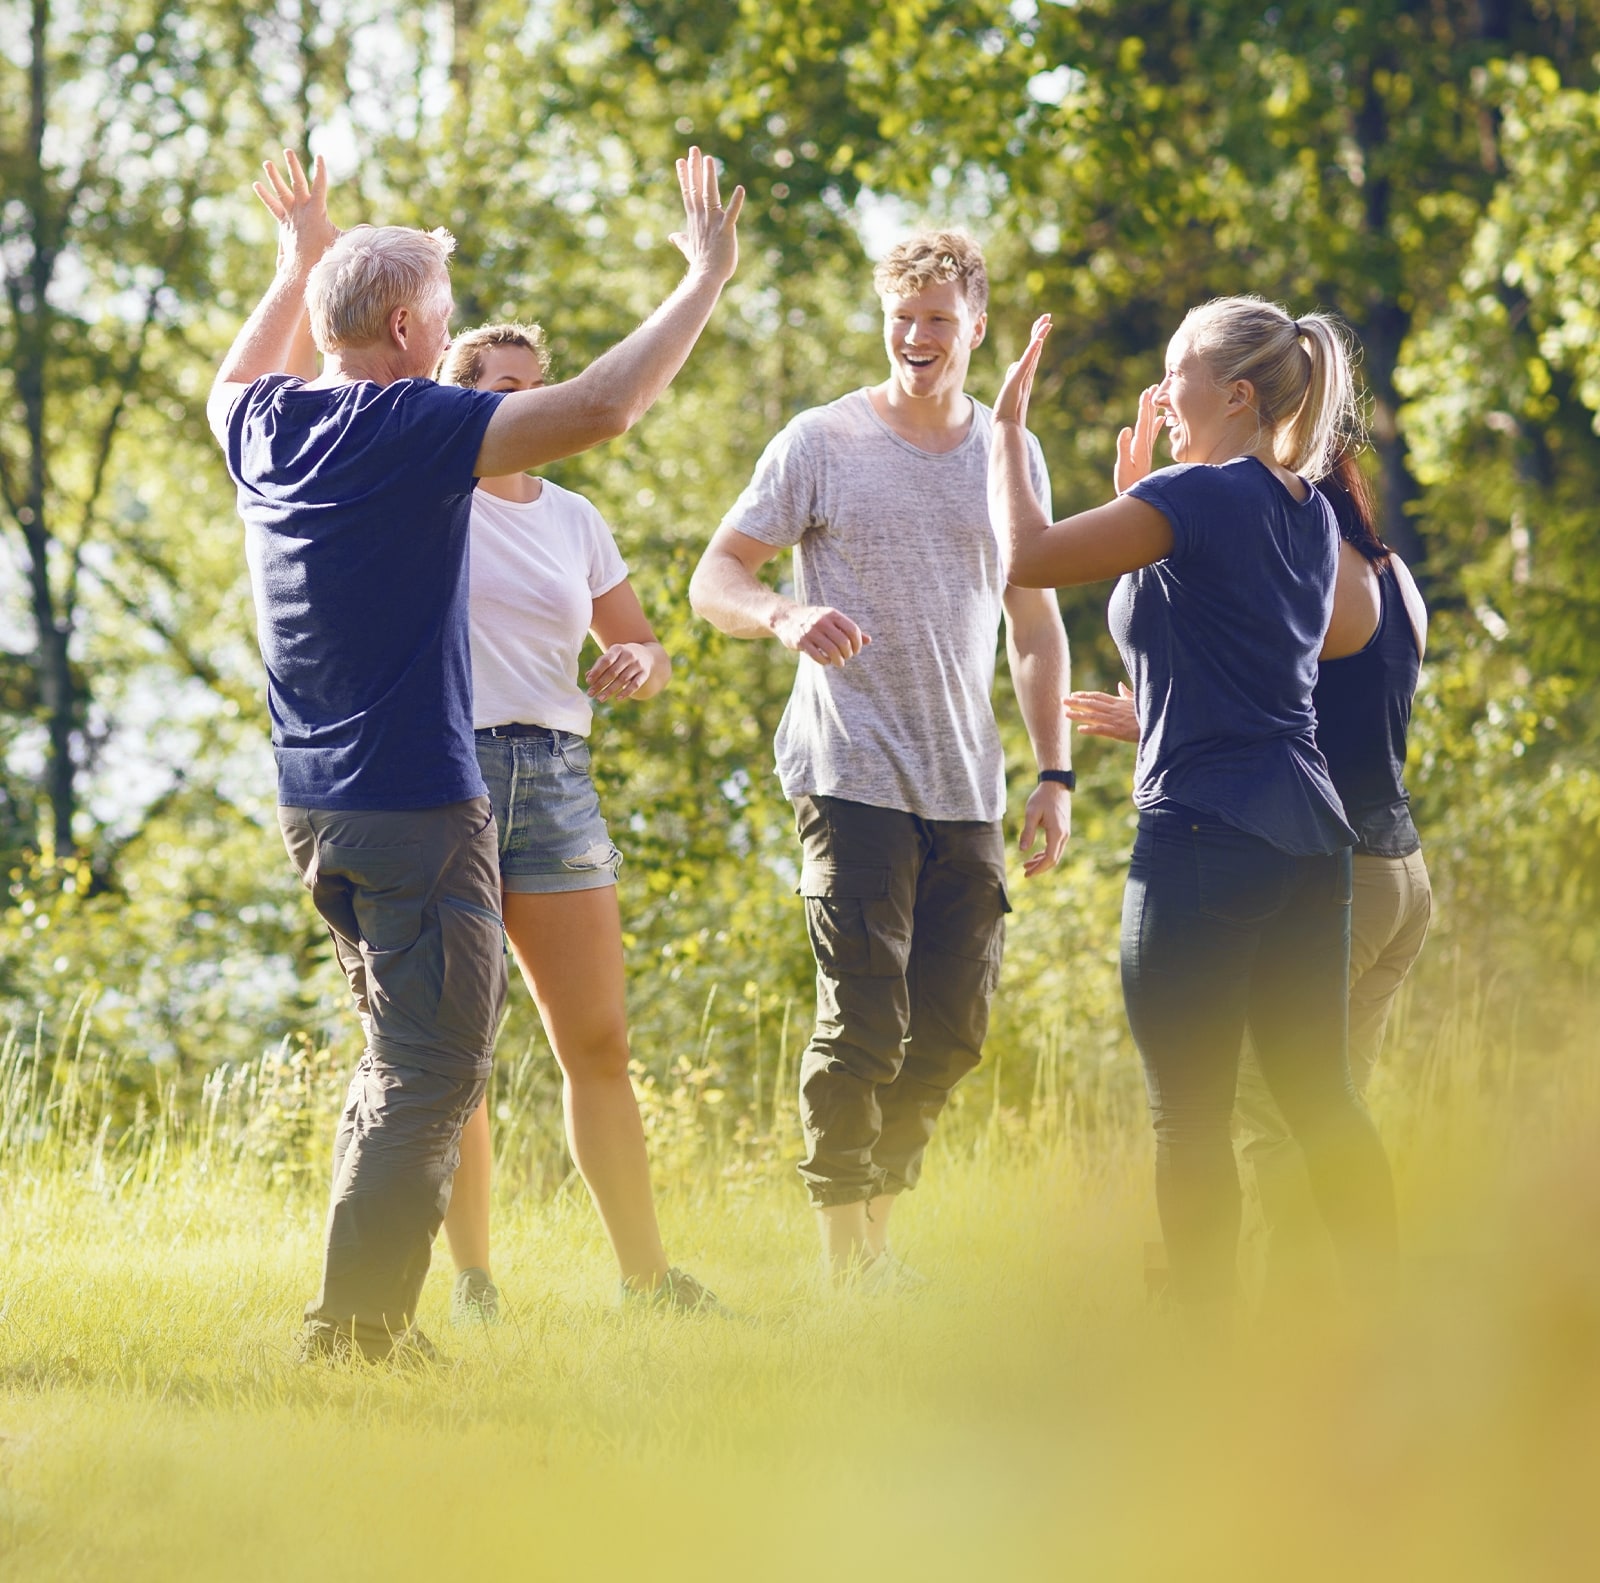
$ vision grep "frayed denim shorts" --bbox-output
[474,726,623,895]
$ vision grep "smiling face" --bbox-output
[472,342,546,394]
[1154,331,1250,464]
[880,279,987,404]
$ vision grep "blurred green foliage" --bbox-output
[2,1,1599,1128]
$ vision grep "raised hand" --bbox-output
[1114,386,1161,494]
[994,314,1052,427]
[1063,683,1139,743]
[773,604,871,668]
[254,149,339,277]
[669,147,745,286]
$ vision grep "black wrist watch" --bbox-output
[1037,769,1076,791]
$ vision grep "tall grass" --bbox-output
[1,964,1597,1581]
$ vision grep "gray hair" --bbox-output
[304,225,456,352]
[1177,296,1361,481]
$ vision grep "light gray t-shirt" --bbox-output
[721,388,1052,822]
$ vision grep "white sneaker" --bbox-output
[856,1249,929,1295]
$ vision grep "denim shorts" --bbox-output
[474,727,623,895]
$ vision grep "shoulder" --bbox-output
[777,392,871,448]
[387,377,499,415]
[540,479,612,533]
[1128,461,1229,509]
[231,372,303,421]
[1387,552,1429,658]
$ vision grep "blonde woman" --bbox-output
[990,298,1398,1335]
[436,323,719,1319]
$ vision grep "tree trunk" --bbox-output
[15,0,80,856]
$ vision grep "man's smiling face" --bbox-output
[880,279,986,404]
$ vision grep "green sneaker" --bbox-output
[450,1266,501,1327]
[620,1266,726,1315]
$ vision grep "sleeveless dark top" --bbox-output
[1311,564,1422,858]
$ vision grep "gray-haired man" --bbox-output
[210,148,742,1360]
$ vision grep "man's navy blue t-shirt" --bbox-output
[225,375,505,810]
[1113,455,1355,856]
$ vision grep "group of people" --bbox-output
[209,143,1427,1361]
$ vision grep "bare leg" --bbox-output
[864,1193,896,1258]
[442,1095,493,1274]
[817,1201,872,1279]
[503,886,670,1286]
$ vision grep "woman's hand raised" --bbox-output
[994,314,1052,428]
[1114,386,1161,494]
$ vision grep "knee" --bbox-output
[551,1023,632,1085]
[1150,1100,1235,1154]
[799,1057,876,1128]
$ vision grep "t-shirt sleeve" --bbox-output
[581,499,630,598]
[396,382,506,495]
[718,420,820,549]
[1127,464,1220,564]
[225,374,300,486]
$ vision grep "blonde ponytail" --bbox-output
[1177,296,1362,481]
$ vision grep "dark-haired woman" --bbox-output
[1065,450,1429,1310]
[990,297,1398,1335]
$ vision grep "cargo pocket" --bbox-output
[435,894,506,1055]
[316,843,426,953]
[798,861,900,978]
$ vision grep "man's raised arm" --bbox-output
[473,148,744,476]
[207,151,338,443]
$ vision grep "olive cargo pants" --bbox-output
[792,794,1010,1207]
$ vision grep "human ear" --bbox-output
[1226,377,1255,416]
[969,310,988,349]
[390,305,410,349]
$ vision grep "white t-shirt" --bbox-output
[468,480,629,736]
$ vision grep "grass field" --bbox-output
[1,975,1597,1582]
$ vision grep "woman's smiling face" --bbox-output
[1154,332,1241,464]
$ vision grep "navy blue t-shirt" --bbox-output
[225,375,504,810]
[1113,455,1355,855]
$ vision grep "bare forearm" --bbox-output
[1008,619,1072,771]
[991,419,1055,588]
[480,270,728,474]
[688,551,795,640]
[577,269,726,431]
[215,267,315,390]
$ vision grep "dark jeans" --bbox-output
[279,797,506,1356]
[1120,807,1397,1311]
[793,794,1011,1207]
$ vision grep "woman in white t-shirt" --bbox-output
[436,323,719,1319]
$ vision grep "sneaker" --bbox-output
[293,1323,356,1365]
[450,1267,501,1327]
[856,1249,929,1296]
[620,1266,725,1315]
[387,1326,450,1370]
[293,1321,449,1368]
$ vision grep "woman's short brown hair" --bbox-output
[435,321,552,387]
